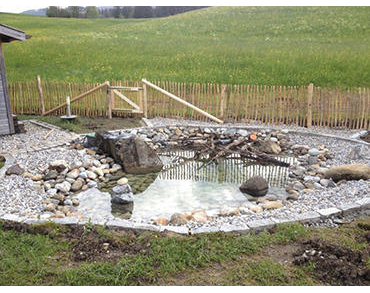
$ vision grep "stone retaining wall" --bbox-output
[0,198,369,235]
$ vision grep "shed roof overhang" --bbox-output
[0,24,31,43]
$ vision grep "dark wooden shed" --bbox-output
[0,24,28,135]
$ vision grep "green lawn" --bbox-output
[1,6,370,87]
[0,217,369,285]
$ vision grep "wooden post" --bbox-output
[106,82,112,119]
[138,89,143,111]
[220,84,227,120]
[307,83,314,128]
[36,75,45,115]
[143,81,148,118]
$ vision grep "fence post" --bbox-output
[138,89,143,112]
[36,75,45,115]
[106,82,112,119]
[307,83,314,128]
[143,81,148,118]
[220,84,227,120]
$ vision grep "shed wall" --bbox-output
[0,44,13,135]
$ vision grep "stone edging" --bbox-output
[0,197,369,235]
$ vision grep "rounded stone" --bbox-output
[117,177,129,185]
[239,176,269,197]
[169,213,189,226]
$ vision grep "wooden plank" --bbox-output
[112,108,143,114]
[110,86,142,91]
[112,89,141,111]
[142,79,223,124]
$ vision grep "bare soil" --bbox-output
[79,117,144,133]
[293,236,370,285]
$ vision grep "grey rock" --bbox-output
[308,148,320,156]
[55,181,71,193]
[112,184,132,194]
[87,181,98,188]
[111,192,134,204]
[6,164,24,176]
[239,176,269,197]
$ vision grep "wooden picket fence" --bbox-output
[7,79,370,129]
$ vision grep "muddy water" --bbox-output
[103,150,296,220]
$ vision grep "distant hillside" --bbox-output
[2,6,370,87]
[21,8,46,16]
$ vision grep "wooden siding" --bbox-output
[0,43,14,135]
[0,72,11,135]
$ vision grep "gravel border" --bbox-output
[0,119,369,234]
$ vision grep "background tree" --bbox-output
[85,6,99,18]
[122,6,134,18]
[68,6,82,18]
[112,6,122,18]
[133,6,153,18]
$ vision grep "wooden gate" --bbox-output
[109,86,144,118]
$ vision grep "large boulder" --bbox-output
[117,137,163,174]
[96,131,163,174]
[324,164,370,182]
[239,176,269,197]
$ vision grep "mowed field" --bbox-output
[1,6,370,87]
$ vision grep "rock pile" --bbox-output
[19,149,124,218]
[285,144,337,196]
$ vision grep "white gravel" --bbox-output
[0,122,85,217]
[0,121,78,155]
[0,175,48,216]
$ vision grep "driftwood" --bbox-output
[162,133,290,168]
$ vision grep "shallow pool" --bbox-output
[111,150,295,220]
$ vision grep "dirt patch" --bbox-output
[71,227,148,262]
[0,220,153,263]
[80,117,144,132]
[293,238,370,285]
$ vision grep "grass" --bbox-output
[0,221,311,285]
[1,217,369,285]
[1,7,370,87]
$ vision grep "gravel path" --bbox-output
[0,121,79,155]
[0,122,84,217]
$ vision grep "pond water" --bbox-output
[107,150,296,221]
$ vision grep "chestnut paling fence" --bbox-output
[8,79,370,129]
